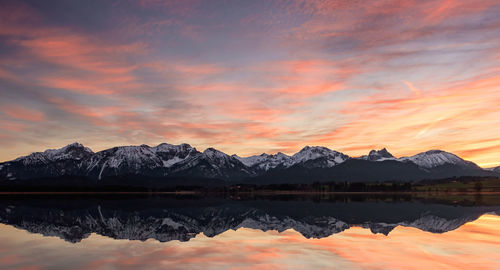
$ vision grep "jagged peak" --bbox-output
[298,145,332,152]
[46,142,92,154]
[153,142,195,152]
[202,147,229,158]
[232,152,291,168]
[64,142,86,148]
[156,142,173,147]
[291,146,349,168]
[203,147,218,153]
[369,148,391,155]
[13,142,93,164]
[179,143,193,148]
[366,148,395,161]
[294,146,345,157]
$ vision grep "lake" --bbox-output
[0,194,499,269]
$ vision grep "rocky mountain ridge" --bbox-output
[0,142,497,183]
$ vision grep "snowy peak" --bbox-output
[85,143,204,179]
[203,147,227,158]
[234,152,293,171]
[153,143,195,153]
[291,146,349,167]
[201,148,237,167]
[87,145,163,175]
[165,147,252,179]
[234,146,350,171]
[233,153,270,167]
[152,143,199,167]
[399,150,478,169]
[15,142,94,165]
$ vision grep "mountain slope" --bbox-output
[0,143,497,184]
[0,143,93,180]
[291,146,349,168]
[168,148,254,180]
[234,146,349,172]
[398,150,479,169]
[233,152,293,172]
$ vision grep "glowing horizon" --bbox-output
[0,0,499,167]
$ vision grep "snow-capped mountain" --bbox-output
[359,148,395,161]
[0,142,257,181]
[291,146,349,168]
[86,145,166,179]
[233,152,293,171]
[0,142,497,183]
[168,148,254,180]
[234,146,349,172]
[0,142,94,180]
[398,150,479,169]
[15,142,94,165]
[85,143,201,179]
[152,143,199,167]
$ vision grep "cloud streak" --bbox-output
[0,0,498,166]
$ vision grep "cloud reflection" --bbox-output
[0,215,499,270]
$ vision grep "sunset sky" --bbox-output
[0,0,499,166]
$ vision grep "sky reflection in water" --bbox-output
[0,214,499,270]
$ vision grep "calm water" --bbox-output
[0,194,499,269]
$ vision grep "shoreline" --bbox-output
[1,191,500,195]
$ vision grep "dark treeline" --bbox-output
[230,182,413,192]
[0,175,496,193]
[0,180,414,193]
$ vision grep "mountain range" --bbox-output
[0,142,498,185]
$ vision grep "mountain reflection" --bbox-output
[0,195,498,243]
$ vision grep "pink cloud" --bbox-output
[1,105,45,122]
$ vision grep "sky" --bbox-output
[0,214,499,269]
[0,0,499,166]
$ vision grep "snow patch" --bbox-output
[162,157,183,167]
[399,150,472,168]
[98,161,107,180]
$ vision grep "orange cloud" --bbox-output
[1,105,45,122]
[41,77,116,95]
[310,72,500,166]
[0,0,498,165]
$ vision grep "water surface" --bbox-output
[0,194,499,269]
